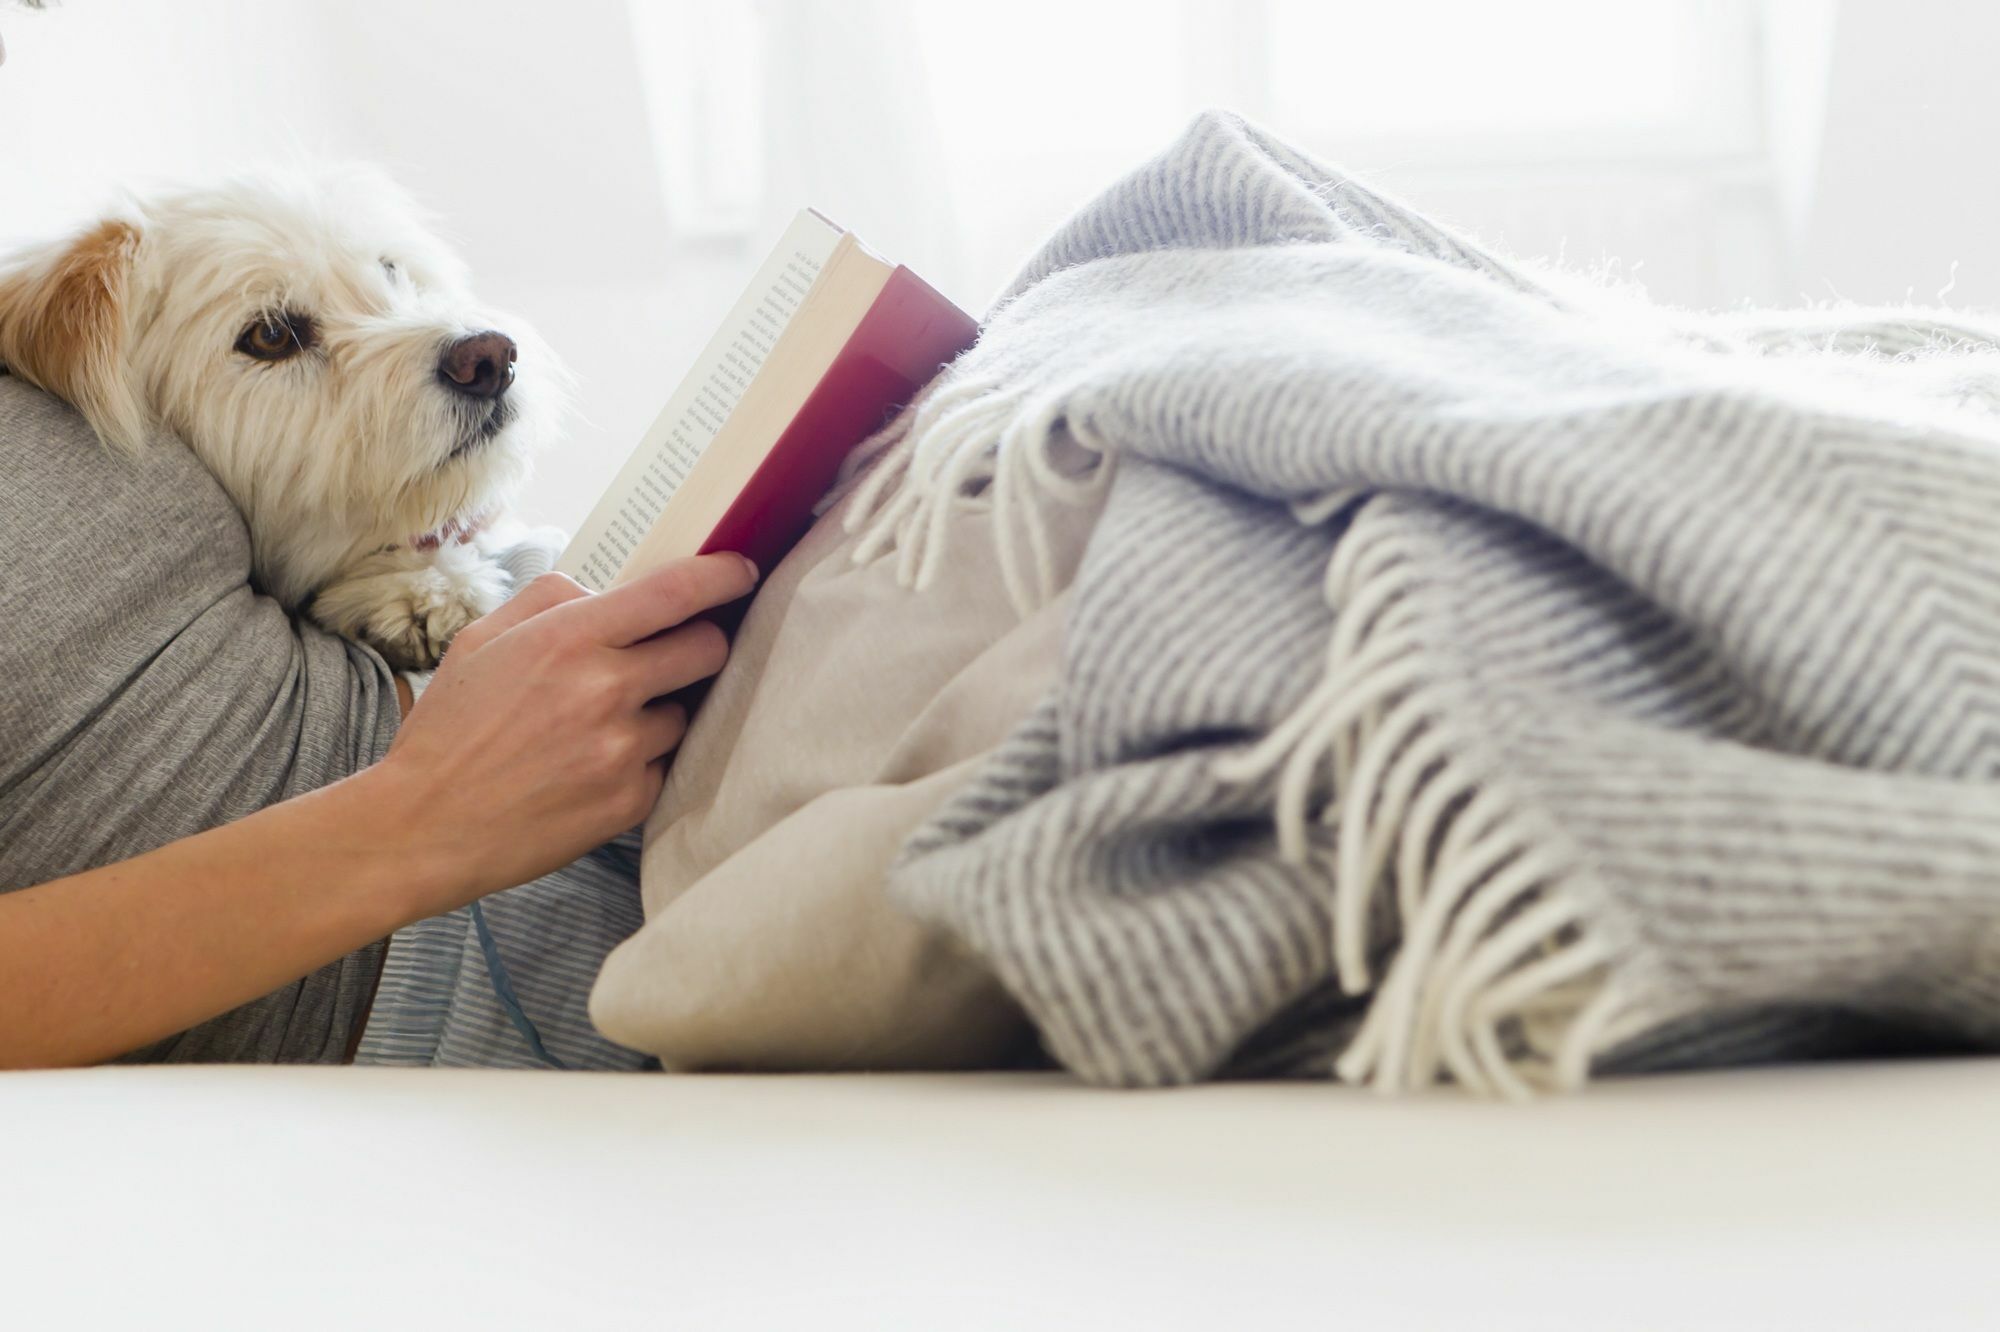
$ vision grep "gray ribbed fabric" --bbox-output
[354,830,649,1070]
[0,374,398,1063]
[860,112,2000,1097]
[0,371,606,1066]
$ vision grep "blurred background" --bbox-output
[1,1,1988,529]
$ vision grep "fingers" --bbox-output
[637,699,690,762]
[613,756,670,831]
[623,618,731,701]
[577,554,759,648]
[455,572,591,651]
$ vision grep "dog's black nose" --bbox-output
[438,331,517,400]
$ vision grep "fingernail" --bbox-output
[737,554,759,582]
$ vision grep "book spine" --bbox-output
[698,267,981,573]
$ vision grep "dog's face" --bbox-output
[0,166,562,604]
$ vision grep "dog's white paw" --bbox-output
[363,566,506,671]
[313,548,510,671]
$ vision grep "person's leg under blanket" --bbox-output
[354,830,651,1070]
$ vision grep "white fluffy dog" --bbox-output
[0,165,561,668]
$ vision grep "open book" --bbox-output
[557,210,979,591]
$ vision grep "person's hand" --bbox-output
[363,554,758,916]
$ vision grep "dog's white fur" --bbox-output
[0,165,560,668]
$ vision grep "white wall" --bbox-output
[0,4,336,242]
[5,1,2000,535]
[0,0,744,531]
[1796,2,2000,306]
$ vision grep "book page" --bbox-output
[557,210,844,591]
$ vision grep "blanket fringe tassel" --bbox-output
[840,375,1112,617]
[1218,530,1640,1099]
[843,376,1639,1099]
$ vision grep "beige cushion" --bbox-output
[589,482,1097,1070]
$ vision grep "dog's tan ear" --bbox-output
[0,219,148,450]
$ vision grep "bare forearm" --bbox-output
[0,766,447,1069]
[0,558,752,1071]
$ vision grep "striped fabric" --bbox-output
[354,830,649,1070]
[856,111,2000,1097]
[354,534,651,1071]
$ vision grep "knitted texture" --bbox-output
[850,112,2000,1097]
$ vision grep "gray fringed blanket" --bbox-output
[847,112,2000,1097]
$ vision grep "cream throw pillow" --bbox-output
[589,482,1097,1070]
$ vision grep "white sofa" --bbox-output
[5,1060,1996,1330]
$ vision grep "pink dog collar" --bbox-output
[403,510,490,552]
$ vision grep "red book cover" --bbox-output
[696,266,980,574]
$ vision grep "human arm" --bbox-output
[0,554,757,1070]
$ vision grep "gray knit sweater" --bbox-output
[0,374,399,1062]
[856,112,2000,1096]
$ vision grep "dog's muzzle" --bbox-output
[439,331,519,461]
[448,400,514,461]
[438,331,517,401]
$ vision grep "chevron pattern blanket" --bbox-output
[844,112,2000,1097]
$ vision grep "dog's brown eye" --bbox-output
[235,313,314,362]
